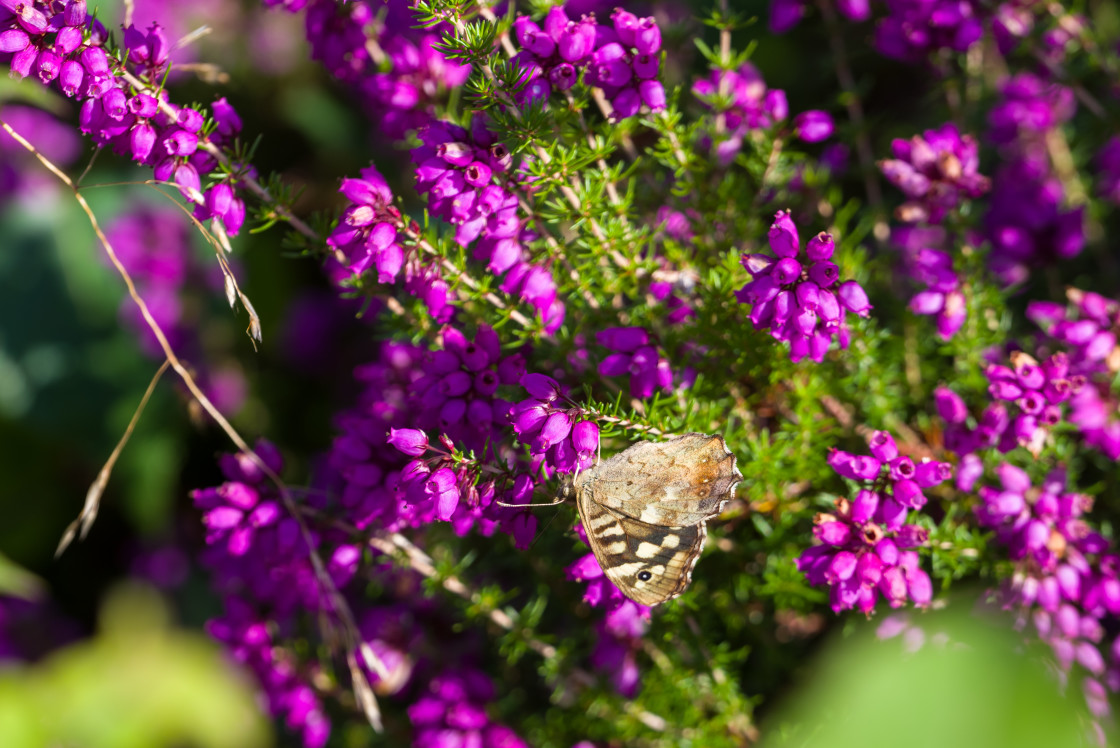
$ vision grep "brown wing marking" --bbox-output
[577,489,706,607]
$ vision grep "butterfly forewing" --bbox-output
[576,489,706,607]
[574,433,740,527]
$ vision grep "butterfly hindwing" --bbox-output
[577,488,706,607]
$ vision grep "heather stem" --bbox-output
[815,0,886,232]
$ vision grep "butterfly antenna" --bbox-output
[494,496,566,508]
[494,475,573,508]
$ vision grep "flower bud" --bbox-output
[387,428,428,456]
[596,327,649,352]
[639,80,666,111]
[634,17,661,54]
[572,420,599,456]
[768,211,800,257]
[521,373,561,402]
[837,281,871,316]
[794,110,834,142]
[59,60,84,97]
[805,232,835,261]
[868,430,898,461]
[850,489,879,524]
[807,260,839,288]
[0,29,29,54]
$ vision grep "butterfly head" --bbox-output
[557,474,577,502]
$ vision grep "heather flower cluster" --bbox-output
[408,669,527,748]
[1,0,249,233]
[1028,289,1120,459]
[933,349,1079,464]
[509,373,600,475]
[878,123,989,342]
[892,228,968,340]
[412,116,564,332]
[319,328,541,549]
[797,431,946,614]
[512,6,666,121]
[567,530,651,697]
[879,124,990,225]
[976,465,1120,729]
[985,74,1084,286]
[191,441,335,748]
[874,0,984,61]
[595,327,676,398]
[692,62,833,163]
[984,351,1077,456]
[362,32,471,139]
[737,211,871,363]
[297,0,468,140]
[325,164,406,285]
[692,62,788,164]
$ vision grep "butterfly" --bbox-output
[571,433,741,606]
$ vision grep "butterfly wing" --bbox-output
[575,433,741,527]
[576,487,706,606]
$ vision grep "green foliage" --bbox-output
[760,606,1088,748]
[0,585,270,748]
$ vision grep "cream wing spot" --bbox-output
[613,561,647,577]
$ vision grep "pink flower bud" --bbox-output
[387,428,429,457]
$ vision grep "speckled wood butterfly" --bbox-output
[571,433,742,606]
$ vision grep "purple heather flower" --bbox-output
[875,0,984,61]
[409,670,528,748]
[207,608,331,748]
[792,110,834,143]
[983,77,1082,285]
[510,372,597,475]
[737,211,870,363]
[799,431,940,614]
[567,541,651,695]
[412,116,565,331]
[387,428,429,457]
[891,231,968,340]
[879,123,990,224]
[596,327,675,398]
[769,0,869,33]
[984,351,1077,455]
[326,163,406,285]
[511,7,664,122]
[360,33,470,139]
[194,440,349,748]
[975,464,1120,716]
[693,63,788,163]
[1026,288,1120,459]
[988,73,1075,146]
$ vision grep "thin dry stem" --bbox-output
[1,117,388,730]
[57,360,170,557]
